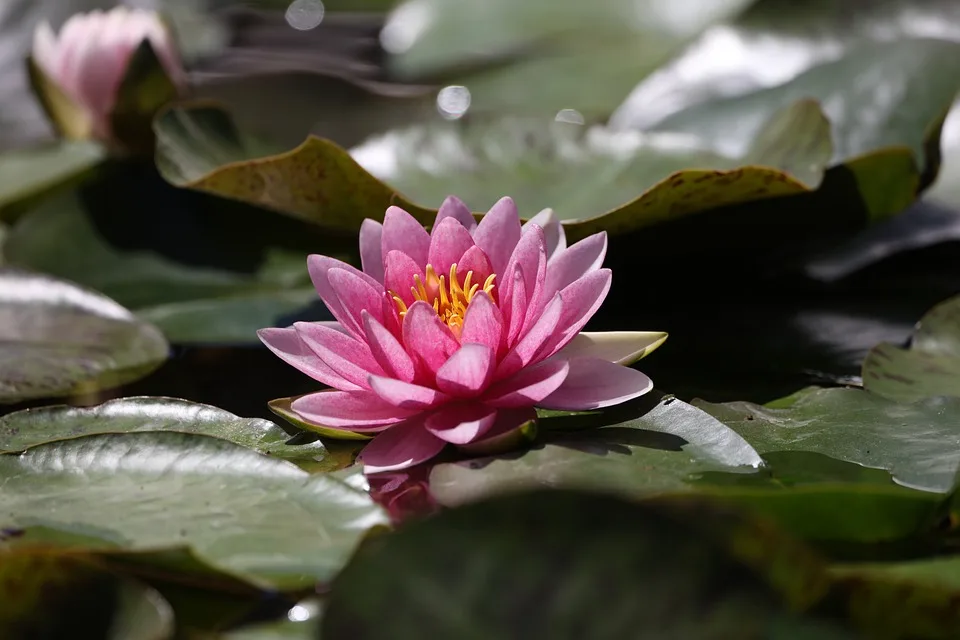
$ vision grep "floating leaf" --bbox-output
[0,269,168,404]
[0,397,342,473]
[696,388,960,493]
[862,295,960,403]
[0,431,388,589]
[0,140,104,214]
[324,489,849,638]
[225,600,322,640]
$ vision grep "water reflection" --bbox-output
[367,465,439,525]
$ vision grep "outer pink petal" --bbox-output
[359,420,447,473]
[538,357,653,410]
[436,344,495,397]
[383,250,425,307]
[257,327,362,391]
[359,219,385,283]
[434,195,477,232]
[459,292,502,354]
[382,206,430,269]
[402,301,460,375]
[368,375,449,409]
[500,224,547,340]
[425,403,497,444]
[495,293,562,380]
[295,321,383,390]
[544,232,607,299]
[462,407,537,452]
[307,255,381,339]
[363,311,416,382]
[503,265,527,349]
[524,208,566,262]
[473,196,521,275]
[428,217,475,276]
[456,246,495,294]
[328,267,385,338]
[292,390,416,428]
[537,269,612,360]
[483,359,570,408]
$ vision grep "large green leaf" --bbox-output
[0,431,388,589]
[382,0,755,117]
[862,295,960,403]
[695,388,960,493]
[0,269,168,404]
[0,548,173,640]
[155,100,843,241]
[0,397,344,473]
[323,489,851,638]
[2,168,326,345]
[0,140,104,214]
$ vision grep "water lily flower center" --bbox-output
[391,263,496,337]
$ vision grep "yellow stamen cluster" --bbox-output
[391,263,496,337]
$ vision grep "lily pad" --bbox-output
[0,396,342,473]
[155,99,838,241]
[862,295,960,403]
[323,489,850,638]
[695,388,960,493]
[0,140,104,214]
[0,269,168,404]
[268,396,372,442]
[0,548,173,640]
[0,431,389,589]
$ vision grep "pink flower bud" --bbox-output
[32,7,184,143]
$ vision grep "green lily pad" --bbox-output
[862,295,960,403]
[154,99,835,241]
[226,600,321,639]
[323,489,851,638]
[0,269,168,404]
[0,396,343,473]
[0,548,173,640]
[429,394,763,507]
[695,388,960,493]
[2,173,325,345]
[382,0,755,117]
[0,431,389,589]
[0,140,104,214]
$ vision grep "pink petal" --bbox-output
[473,196,521,275]
[295,321,383,390]
[537,269,612,360]
[382,206,430,269]
[459,407,537,455]
[402,301,460,375]
[434,195,477,232]
[460,292,502,354]
[500,224,547,339]
[383,250,425,308]
[545,232,607,299]
[436,344,495,397]
[525,208,566,262]
[425,403,497,444]
[456,246,495,295]
[328,267,385,338]
[359,420,447,473]
[369,375,449,409]
[503,265,527,349]
[257,327,362,391]
[307,255,382,339]
[538,357,653,410]
[292,390,415,428]
[363,311,416,382]
[483,359,570,408]
[359,219,385,283]
[428,217,476,276]
[495,293,562,380]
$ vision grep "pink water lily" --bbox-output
[32,7,184,143]
[260,197,666,473]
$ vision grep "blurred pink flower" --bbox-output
[260,197,666,473]
[32,7,184,142]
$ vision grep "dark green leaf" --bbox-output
[0,140,104,213]
[695,388,960,492]
[109,39,181,156]
[324,489,850,639]
[0,431,388,589]
[0,396,343,473]
[0,269,168,404]
[862,295,960,403]
[226,600,321,639]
